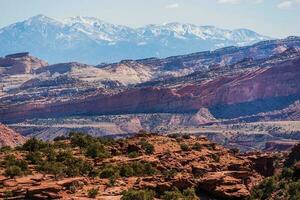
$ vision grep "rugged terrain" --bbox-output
[0,133,287,200]
[1,37,300,151]
[0,123,26,147]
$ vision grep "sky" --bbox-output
[0,0,299,38]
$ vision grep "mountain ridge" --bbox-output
[0,14,271,64]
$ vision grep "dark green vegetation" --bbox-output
[2,155,29,178]
[121,188,198,200]
[249,144,300,200]
[121,189,155,200]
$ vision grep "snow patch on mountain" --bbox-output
[0,15,272,64]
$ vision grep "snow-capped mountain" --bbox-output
[0,15,271,64]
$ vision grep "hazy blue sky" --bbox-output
[0,0,299,38]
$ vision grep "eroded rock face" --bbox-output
[249,154,276,177]
[285,143,300,167]
[0,53,48,75]
[0,123,26,147]
[2,56,300,124]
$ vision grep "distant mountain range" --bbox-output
[0,15,271,64]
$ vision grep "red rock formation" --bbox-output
[1,56,300,123]
[0,123,26,147]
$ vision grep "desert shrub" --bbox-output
[280,167,294,179]
[137,130,151,137]
[5,165,22,178]
[119,161,156,177]
[22,137,48,152]
[121,189,155,200]
[69,132,93,148]
[89,168,101,178]
[139,139,155,155]
[182,188,198,200]
[180,143,190,151]
[86,142,109,159]
[161,190,183,200]
[0,146,12,152]
[211,154,220,162]
[128,151,140,158]
[98,137,116,146]
[44,147,57,162]
[131,161,155,176]
[288,181,300,200]
[64,158,92,177]
[162,169,177,179]
[120,164,134,177]
[161,188,198,200]
[192,143,202,151]
[250,176,277,199]
[26,151,43,164]
[53,135,68,141]
[3,190,13,198]
[88,188,99,198]
[37,150,92,177]
[37,161,65,178]
[3,155,29,177]
[182,134,191,139]
[100,165,119,179]
[56,150,74,162]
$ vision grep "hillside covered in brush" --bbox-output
[0,132,298,199]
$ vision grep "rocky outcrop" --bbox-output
[0,123,26,147]
[285,143,300,167]
[0,53,47,75]
[249,154,276,177]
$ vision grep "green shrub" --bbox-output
[128,151,140,158]
[162,169,177,179]
[161,189,182,200]
[139,140,155,155]
[180,143,190,151]
[64,158,92,177]
[88,188,99,198]
[0,146,12,152]
[37,161,65,178]
[3,155,29,177]
[53,135,68,141]
[26,151,43,164]
[280,167,294,179]
[182,188,198,200]
[161,188,198,200]
[56,150,74,162]
[100,165,119,179]
[131,161,155,176]
[211,154,220,162]
[70,132,93,148]
[120,164,134,177]
[22,137,48,152]
[121,189,155,200]
[86,142,109,159]
[250,176,277,199]
[5,165,22,178]
[192,143,202,151]
[3,190,13,198]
